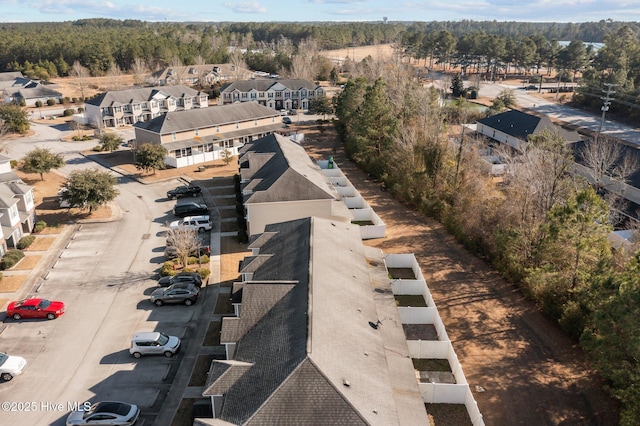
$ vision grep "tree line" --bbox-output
[1,19,639,84]
[334,58,639,424]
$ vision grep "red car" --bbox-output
[7,298,65,320]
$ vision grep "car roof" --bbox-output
[176,202,204,208]
[182,215,209,221]
[92,401,132,415]
[14,298,41,307]
[132,332,161,340]
[168,282,198,290]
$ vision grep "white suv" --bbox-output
[169,215,212,233]
[0,352,27,381]
[130,332,181,358]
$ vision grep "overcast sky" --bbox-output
[1,0,637,23]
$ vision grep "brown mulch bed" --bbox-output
[11,255,42,270]
[24,236,56,251]
[0,275,28,292]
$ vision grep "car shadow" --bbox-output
[100,349,132,365]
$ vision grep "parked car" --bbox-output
[66,401,140,426]
[7,297,65,320]
[0,352,27,381]
[129,332,181,358]
[279,109,287,116]
[150,283,200,306]
[169,215,212,233]
[167,184,202,200]
[173,202,209,218]
[288,109,297,115]
[158,272,204,288]
[282,117,292,125]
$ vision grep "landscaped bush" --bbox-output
[35,100,43,108]
[34,220,47,233]
[196,268,211,280]
[77,107,84,113]
[17,235,35,249]
[10,160,17,169]
[186,254,210,265]
[92,145,103,152]
[63,108,75,116]
[160,261,177,277]
[1,249,25,270]
[46,99,56,106]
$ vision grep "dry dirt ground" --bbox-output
[299,123,620,425]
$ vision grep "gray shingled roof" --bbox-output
[133,102,281,134]
[206,217,426,425]
[0,72,23,82]
[477,110,582,143]
[15,86,62,99]
[0,184,18,209]
[85,85,201,107]
[242,134,338,204]
[220,79,320,94]
[220,282,297,343]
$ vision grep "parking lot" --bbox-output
[0,177,217,425]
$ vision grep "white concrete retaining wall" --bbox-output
[385,252,484,426]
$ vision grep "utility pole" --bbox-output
[595,83,617,144]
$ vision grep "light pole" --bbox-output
[594,83,617,144]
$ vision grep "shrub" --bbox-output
[92,145,103,152]
[34,220,47,233]
[187,256,198,265]
[35,100,43,108]
[46,98,56,106]
[63,108,75,117]
[160,261,177,277]
[0,249,25,270]
[9,160,17,169]
[77,107,84,113]
[19,99,26,107]
[62,97,71,105]
[197,268,211,280]
[17,235,35,249]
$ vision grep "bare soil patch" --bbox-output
[0,275,27,292]
[24,236,56,251]
[321,44,395,63]
[11,255,42,271]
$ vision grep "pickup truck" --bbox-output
[167,184,202,200]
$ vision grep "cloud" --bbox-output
[28,0,187,21]
[223,1,268,14]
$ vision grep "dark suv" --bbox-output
[173,202,209,217]
[167,184,202,200]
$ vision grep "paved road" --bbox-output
[0,120,214,424]
[477,81,640,146]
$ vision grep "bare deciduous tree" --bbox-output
[165,226,201,269]
[70,61,90,100]
[131,57,149,86]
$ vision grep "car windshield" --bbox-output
[38,300,51,309]
[0,353,7,366]
[157,334,169,345]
